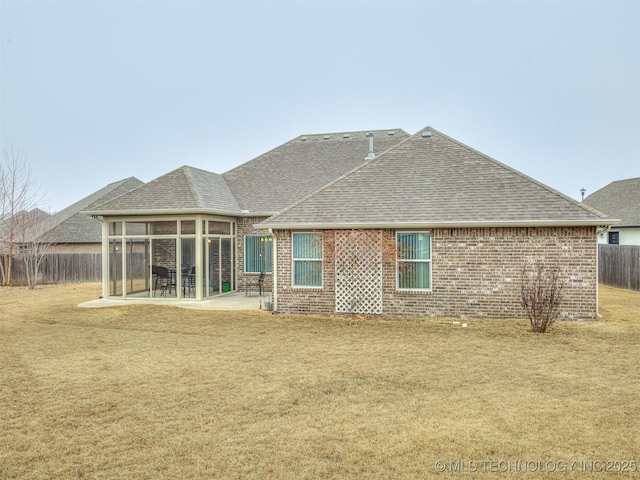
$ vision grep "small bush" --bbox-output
[521,261,566,333]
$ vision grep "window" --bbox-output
[181,220,196,234]
[292,232,323,287]
[245,235,272,273]
[608,231,620,245]
[209,221,231,235]
[397,232,431,290]
[109,221,122,235]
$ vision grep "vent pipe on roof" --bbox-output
[365,132,375,159]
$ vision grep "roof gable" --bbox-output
[261,127,616,228]
[224,129,409,214]
[583,177,640,226]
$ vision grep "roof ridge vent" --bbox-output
[365,132,375,160]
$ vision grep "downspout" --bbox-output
[269,227,277,312]
[595,239,602,319]
[595,225,611,319]
[100,217,109,298]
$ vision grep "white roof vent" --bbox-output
[301,136,308,141]
[387,131,396,136]
[422,130,433,138]
[323,135,330,140]
[342,133,350,139]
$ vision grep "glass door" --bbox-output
[109,239,122,296]
[221,237,234,293]
[151,238,177,298]
[209,237,220,296]
[203,236,235,297]
[126,238,149,296]
[181,237,196,298]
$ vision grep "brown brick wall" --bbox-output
[48,243,102,254]
[273,227,598,319]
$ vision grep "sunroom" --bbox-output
[103,215,237,300]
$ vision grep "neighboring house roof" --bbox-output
[583,177,640,227]
[224,129,409,214]
[260,127,617,229]
[40,177,143,243]
[0,208,51,227]
[88,166,241,215]
[0,209,52,243]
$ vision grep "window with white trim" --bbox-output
[397,232,431,290]
[292,232,323,287]
[245,235,272,273]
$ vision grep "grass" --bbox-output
[1,283,639,479]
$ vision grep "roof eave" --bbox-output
[257,219,621,230]
[240,210,279,218]
[82,208,243,217]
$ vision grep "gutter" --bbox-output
[83,209,280,218]
[82,208,245,217]
[257,219,622,230]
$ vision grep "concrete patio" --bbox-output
[78,292,269,311]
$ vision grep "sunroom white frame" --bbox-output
[102,214,236,301]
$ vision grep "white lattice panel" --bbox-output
[334,230,383,314]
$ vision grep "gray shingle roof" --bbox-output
[43,177,143,243]
[0,209,51,243]
[88,166,241,215]
[224,129,409,214]
[583,177,640,227]
[260,127,617,229]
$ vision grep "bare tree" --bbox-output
[17,211,57,289]
[0,148,47,286]
[521,260,567,333]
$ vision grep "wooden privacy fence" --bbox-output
[598,244,640,292]
[7,253,102,285]
[5,248,640,291]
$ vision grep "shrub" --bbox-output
[520,261,566,333]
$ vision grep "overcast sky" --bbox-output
[1,0,639,212]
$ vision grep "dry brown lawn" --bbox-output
[1,283,638,479]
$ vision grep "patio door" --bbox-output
[126,238,149,296]
[221,237,235,293]
[181,238,196,298]
[109,239,122,296]
[205,236,235,297]
[150,238,177,298]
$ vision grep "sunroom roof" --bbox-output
[87,166,242,216]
